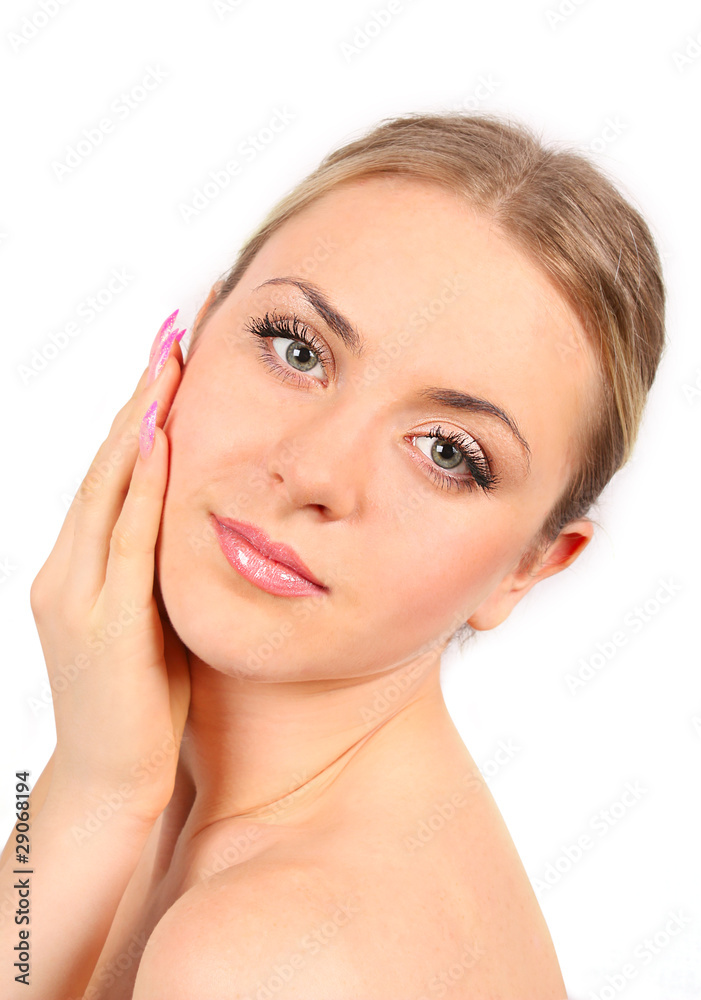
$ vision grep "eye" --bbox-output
[270,333,324,379]
[409,425,500,495]
[244,311,331,385]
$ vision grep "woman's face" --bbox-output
[156,175,597,680]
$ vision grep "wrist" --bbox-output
[41,774,162,839]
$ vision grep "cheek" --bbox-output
[357,503,516,633]
[161,373,303,545]
[163,352,256,478]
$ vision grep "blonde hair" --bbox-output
[188,111,666,645]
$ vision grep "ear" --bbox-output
[194,279,225,329]
[467,519,595,632]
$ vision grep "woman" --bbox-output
[1,112,665,999]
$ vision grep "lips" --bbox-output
[211,514,327,589]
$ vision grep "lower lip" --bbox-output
[212,518,327,597]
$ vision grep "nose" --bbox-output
[265,393,377,518]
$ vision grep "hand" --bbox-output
[30,317,191,825]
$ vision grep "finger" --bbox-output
[57,330,184,549]
[68,350,183,608]
[31,361,153,600]
[35,328,184,601]
[155,573,192,745]
[101,413,169,618]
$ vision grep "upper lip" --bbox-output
[213,514,327,589]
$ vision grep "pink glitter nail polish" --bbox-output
[140,400,158,459]
[147,326,186,385]
[149,309,179,362]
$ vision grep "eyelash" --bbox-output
[243,310,501,496]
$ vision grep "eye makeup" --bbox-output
[245,311,332,382]
[242,309,502,497]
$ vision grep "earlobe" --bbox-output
[466,519,595,632]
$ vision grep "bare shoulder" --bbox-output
[132,791,568,1000]
[132,860,369,998]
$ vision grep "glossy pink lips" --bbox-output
[211,515,328,597]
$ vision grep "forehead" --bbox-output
[235,174,599,485]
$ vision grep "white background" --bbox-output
[1,1,700,997]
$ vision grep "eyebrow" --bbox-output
[254,276,532,471]
[256,277,365,356]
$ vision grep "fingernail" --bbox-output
[147,327,186,386]
[149,309,179,362]
[140,400,158,459]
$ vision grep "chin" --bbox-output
[154,513,307,681]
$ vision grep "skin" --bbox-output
[88,174,600,998]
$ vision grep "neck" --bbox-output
[173,638,458,840]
